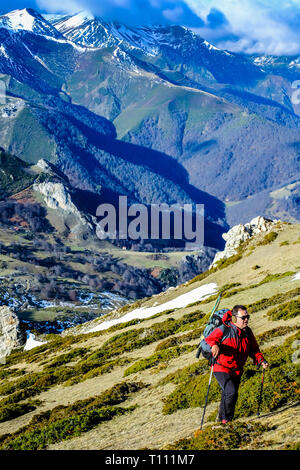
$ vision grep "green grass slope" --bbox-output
[0,221,299,450]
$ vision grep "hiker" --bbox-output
[204,305,269,423]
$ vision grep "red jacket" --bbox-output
[205,310,264,376]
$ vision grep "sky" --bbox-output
[1,0,300,55]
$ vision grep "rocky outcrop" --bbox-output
[0,306,26,363]
[178,247,218,282]
[33,170,95,239]
[36,158,69,183]
[210,216,280,268]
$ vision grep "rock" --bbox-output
[291,339,300,350]
[33,180,95,238]
[210,216,280,268]
[0,306,26,363]
[178,247,218,282]
[291,339,300,365]
[36,159,69,182]
[291,350,300,365]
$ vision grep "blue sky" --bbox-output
[1,0,300,55]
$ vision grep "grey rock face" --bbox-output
[210,216,280,268]
[178,247,218,282]
[33,179,96,238]
[0,306,26,363]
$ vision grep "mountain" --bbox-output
[47,11,300,216]
[0,219,299,450]
[0,12,299,448]
[0,146,219,330]
[0,10,228,250]
[0,8,64,39]
[0,7,299,244]
[248,53,300,81]
[52,11,265,86]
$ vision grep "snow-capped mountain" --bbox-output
[0,7,299,229]
[51,10,231,58]
[46,11,264,87]
[0,8,64,39]
[247,53,300,80]
[53,12,120,49]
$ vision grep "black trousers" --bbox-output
[213,371,241,421]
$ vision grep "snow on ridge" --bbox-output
[86,282,218,334]
[0,8,63,39]
[0,44,9,59]
[292,271,300,281]
[1,8,35,31]
[55,10,94,33]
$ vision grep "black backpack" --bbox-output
[196,308,230,361]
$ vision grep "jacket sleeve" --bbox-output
[248,329,264,365]
[205,326,225,347]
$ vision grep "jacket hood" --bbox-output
[222,309,232,324]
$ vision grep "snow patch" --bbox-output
[292,271,300,281]
[86,283,218,333]
[24,332,47,351]
[55,11,94,33]
[0,45,9,59]
[2,9,35,31]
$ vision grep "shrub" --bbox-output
[161,369,221,415]
[266,300,300,321]
[215,253,242,270]
[164,421,271,450]
[1,406,133,450]
[257,231,278,245]
[0,381,145,449]
[0,402,38,423]
[44,348,89,369]
[256,326,295,345]
[123,345,195,377]
[155,327,203,351]
[247,287,300,313]
[101,310,205,359]
[283,442,300,450]
[157,361,208,387]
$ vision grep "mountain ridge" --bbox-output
[0,7,299,240]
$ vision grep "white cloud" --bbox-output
[185,0,300,55]
[36,0,86,14]
[163,6,184,22]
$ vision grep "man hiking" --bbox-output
[204,305,269,423]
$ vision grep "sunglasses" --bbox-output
[236,315,250,320]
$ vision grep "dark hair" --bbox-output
[232,305,247,315]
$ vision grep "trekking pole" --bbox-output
[210,293,222,319]
[257,368,266,417]
[200,359,215,430]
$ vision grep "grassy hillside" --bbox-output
[0,221,299,450]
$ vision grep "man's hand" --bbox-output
[211,344,220,358]
[262,360,269,369]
